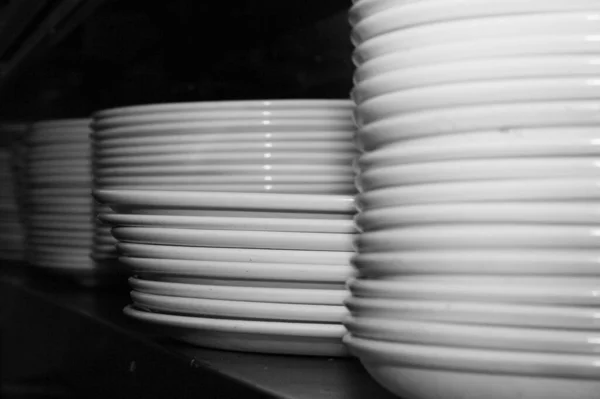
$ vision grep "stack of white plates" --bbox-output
[25,119,116,285]
[347,1,600,398]
[90,100,357,263]
[0,142,25,260]
[94,189,356,356]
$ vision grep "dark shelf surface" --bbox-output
[0,264,396,399]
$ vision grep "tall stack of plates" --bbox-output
[347,1,600,398]
[0,123,27,261]
[94,189,355,356]
[25,119,116,285]
[90,100,357,262]
[91,99,358,355]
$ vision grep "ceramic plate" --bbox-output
[347,277,600,306]
[355,202,600,231]
[94,100,352,118]
[130,290,346,322]
[357,101,600,150]
[356,178,600,209]
[356,126,600,164]
[95,183,356,195]
[112,226,354,251]
[129,276,345,304]
[120,254,353,283]
[94,189,355,213]
[93,131,354,148]
[345,296,600,330]
[124,305,348,356]
[99,213,355,233]
[93,119,354,139]
[353,12,598,61]
[357,157,600,190]
[344,335,600,399]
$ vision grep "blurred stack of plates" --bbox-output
[0,123,27,260]
[90,100,357,262]
[347,1,600,398]
[25,119,116,285]
[95,189,356,356]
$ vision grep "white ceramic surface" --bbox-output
[93,109,352,129]
[120,255,353,283]
[345,335,600,399]
[345,317,600,354]
[355,203,600,231]
[356,127,600,165]
[353,34,600,78]
[95,183,357,194]
[355,225,600,252]
[130,291,346,323]
[355,78,600,125]
[124,305,348,356]
[352,56,600,103]
[93,189,355,213]
[356,101,600,150]
[99,212,356,233]
[347,278,600,306]
[95,100,352,118]
[357,157,600,191]
[350,0,600,42]
[93,119,354,139]
[129,277,346,304]
[345,296,600,330]
[356,179,600,210]
[353,12,600,61]
[93,131,354,148]
[112,226,354,251]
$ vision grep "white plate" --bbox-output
[31,119,90,130]
[345,335,600,399]
[357,179,600,210]
[124,305,348,356]
[356,202,600,231]
[354,34,600,80]
[355,78,600,125]
[93,109,352,129]
[93,119,354,139]
[94,164,352,177]
[94,100,352,118]
[357,157,600,191]
[95,183,357,195]
[112,226,354,251]
[351,0,600,42]
[356,225,600,252]
[347,277,600,306]
[96,174,353,186]
[356,126,600,164]
[93,131,354,148]
[345,316,600,354]
[345,296,600,330]
[357,101,600,150]
[352,56,600,103]
[118,242,353,265]
[353,12,600,61]
[93,189,355,213]
[27,143,90,156]
[95,140,355,156]
[121,256,353,286]
[96,154,355,168]
[129,276,345,304]
[99,213,355,233]
[109,207,354,220]
[130,290,345,323]
[352,249,600,276]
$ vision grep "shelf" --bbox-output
[0,263,397,399]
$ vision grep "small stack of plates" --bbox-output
[90,99,357,263]
[0,123,27,260]
[94,189,356,356]
[25,119,116,285]
[347,1,600,399]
